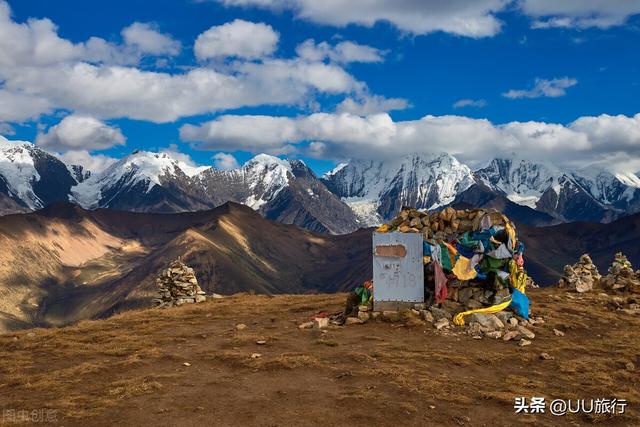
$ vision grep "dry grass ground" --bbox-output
[0,288,638,426]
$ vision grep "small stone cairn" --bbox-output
[154,257,206,308]
[601,252,640,294]
[558,254,601,293]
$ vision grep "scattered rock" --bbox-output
[421,310,434,323]
[625,362,635,371]
[502,330,520,341]
[182,362,192,367]
[345,317,365,326]
[467,313,504,331]
[235,323,247,330]
[434,318,450,330]
[553,328,565,337]
[256,340,267,345]
[298,322,314,329]
[519,339,532,347]
[250,353,262,359]
[381,311,401,322]
[314,317,329,329]
[405,318,426,327]
[517,326,535,340]
[430,307,452,321]
[539,352,554,360]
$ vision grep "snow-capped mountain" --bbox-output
[194,155,360,234]
[69,150,359,234]
[475,158,640,222]
[321,153,475,225]
[71,151,210,213]
[0,136,77,215]
[2,135,640,232]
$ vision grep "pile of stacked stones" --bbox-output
[378,206,506,240]
[153,257,207,308]
[557,254,601,293]
[344,301,542,346]
[601,252,640,294]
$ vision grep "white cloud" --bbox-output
[213,152,240,170]
[217,0,509,38]
[453,98,487,108]
[503,77,577,99]
[0,3,368,123]
[56,150,118,174]
[519,0,640,29]
[35,115,126,151]
[0,89,51,122]
[194,19,279,61]
[121,22,181,56]
[336,95,410,115]
[0,122,14,135]
[296,39,385,63]
[180,112,640,173]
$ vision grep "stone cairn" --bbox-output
[601,252,640,294]
[557,254,601,293]
[329,206,544,346]
[154,257,206,308]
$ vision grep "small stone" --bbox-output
[182,362,192,367]
[434,318,450,330]
[370,312,381,320]
[314,317,330,329]
[508,317,518,327]
[539,352,554,360]
[405,318,426,327]
[430,307,452,321]
[358,305,370,312]
[195,295,206,303]
[382,311,401,322]
[413,303,426,311]
[553,328,565,337]
[357,311,370,322]
[485,331,503,339]
[519,339,532,347]
[495,311,512,325]
[467,313,504,331]
[256,340,267,345]
[502,330,520,341]
[298,321,314,329]
[517,326,535,340]
[250,353,262,359]
[235,323,247,330]
[421,310,434,323]
[625,362,635,371]
[345,317,365,326]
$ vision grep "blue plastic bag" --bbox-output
[509,288,530,320]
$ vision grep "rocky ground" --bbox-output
[0,287,638,426]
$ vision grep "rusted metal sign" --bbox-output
[372,232,424,305]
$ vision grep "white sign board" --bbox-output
[372,232,424,304]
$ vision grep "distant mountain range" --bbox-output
[2,136,640,232]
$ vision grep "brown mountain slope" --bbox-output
[1,202,638,332]
[0,203,371,332]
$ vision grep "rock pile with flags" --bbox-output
[342,206,533,341]
[154,257,207,308]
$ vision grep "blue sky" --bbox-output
[1,0,640,175]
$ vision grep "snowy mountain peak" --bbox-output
[321,152,474,225]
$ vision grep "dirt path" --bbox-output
[0,289,638,426]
